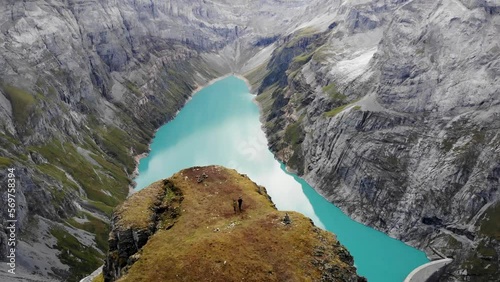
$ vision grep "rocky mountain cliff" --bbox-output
[250,0,500,280]
[0,0,342,281]
[100,165,364,282]
[0,0,498,281]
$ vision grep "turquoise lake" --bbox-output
[135,75,429,281]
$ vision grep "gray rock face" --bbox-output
[103,179,183,282]
[0,0,498,280]
[0,0,346,280]
[255,0,500,280]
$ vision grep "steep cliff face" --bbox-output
[252,0,500,280]
[0,1,344,280]
[1,0,498,280]
[102,166,364,282]
[0,2,216,280]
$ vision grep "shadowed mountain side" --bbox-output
[102,165,365,282]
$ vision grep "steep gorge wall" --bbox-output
[0,0,498,281]
[0,0,340,280]
[253,0,500,280]
[0,1,226,280]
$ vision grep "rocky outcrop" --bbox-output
[103,166,365,282]
[252,0,500,280]
[104,180,183,281]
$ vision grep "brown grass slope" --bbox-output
[103,166,364,282]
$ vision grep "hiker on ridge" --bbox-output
[284,213,291,225]
[238,196,243,212]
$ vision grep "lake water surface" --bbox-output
[135,76,429,281]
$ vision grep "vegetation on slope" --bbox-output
[1,84,36,125]
[283,120,306,174]
[247,27,335,174]
[50,227,104,281]
[258,27,327,92]
[31,142,127,208]
[0,55,220,281]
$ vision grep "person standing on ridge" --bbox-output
[233,199,237,213]
[284,213,291,225]
[238,196,243,212]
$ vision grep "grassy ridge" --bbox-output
[1,84,36,125]
[114,166,361,281]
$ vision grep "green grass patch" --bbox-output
[441,138,456,152]
[50,227,104,282]
[31,141,127,208]
[0,132,20,146]
[477,240,497,257]
[37,163,79,189]
[324,99,361,118]
[97,127,135,171]
[287,69,301,81]
[288,146,305,175]
[322,84,336,94]
[1,85,36,124]
[244,63,268,90]
[472,130,486,143]
[36,163,80,204]
[125,81,142,97]
[86,200,114,216]
[312,46,329,62]
[289,52,314,72]
[285,27,319,48]
[462,239,498,278]
[284,121,305,146]
[92,273,104,282]
[324,104,350,117]
[292,53,313,65]
[322,83,347,102]
[284,121,305,174]
[0,156,12,168]
[96,126,141,173]
[255,85,278,118]
[66,213,110,252]
[479,203,500,240]
[90,153,129,186]
[447,235,462,249]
